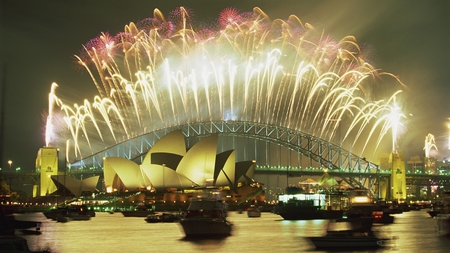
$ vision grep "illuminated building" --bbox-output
[50,175,99,197]
[103,130,256,193]
[35,147,100,197]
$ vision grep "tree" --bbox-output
[0,175,11,195]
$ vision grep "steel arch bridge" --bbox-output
[70,121,384,195]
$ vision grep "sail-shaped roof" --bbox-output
[103,131,255,192]
[175,133,218,186]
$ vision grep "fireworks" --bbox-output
[424,133,438,158]
[46,7,406,160]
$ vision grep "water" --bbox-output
[15,210,449,253]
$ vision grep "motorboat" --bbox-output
[145,213,180,223]
[428,202,444,217]
[307,220,386,249]
[179,188,232,237]
[247,205,261,218]
[344,190,395,224]
[427,208,441,218]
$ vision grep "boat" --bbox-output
[43,204,95,220]
[427,207,442,218]
[307,219,386,249]
[121,205,155,217]
[145,212,180,223]
[247,205,261,218]
[274,198,324,220]
[179,188,232,237]
[342,209,394,224]
[273,188,346,220]
[427,202,444,218]
[346,189,394,224]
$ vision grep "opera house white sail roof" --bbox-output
[103,130,256,192]
[50,175,100,196]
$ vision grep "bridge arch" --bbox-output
[71,121,380,175]
[28,120,450,200]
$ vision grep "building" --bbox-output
[103,130,257,193]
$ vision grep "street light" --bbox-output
[7,160,12,193]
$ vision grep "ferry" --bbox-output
[273,187,348,220]
[179,188,232,237]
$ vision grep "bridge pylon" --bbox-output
[390,152,406,201]
[36,147,59,196]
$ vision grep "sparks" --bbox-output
[46,7,407,161]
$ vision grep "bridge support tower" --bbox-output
[35,147,59,196]
[391,152,406,202]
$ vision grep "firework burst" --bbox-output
[46,7,406,161]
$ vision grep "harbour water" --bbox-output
[15,209,449,253]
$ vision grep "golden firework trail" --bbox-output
[46,7,407,160]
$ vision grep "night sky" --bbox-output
[1,0,449,172]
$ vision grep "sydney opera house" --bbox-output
[37,130,264,207]
[103,129,257,193]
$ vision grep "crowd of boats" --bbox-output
[2,187,450,251]
[270,188,450,249]
[271,187,429,223]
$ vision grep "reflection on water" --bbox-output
[15,210,449,253]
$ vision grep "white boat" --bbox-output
[307,220,386,249]
[179,189,232,237]
[247,205,261,217]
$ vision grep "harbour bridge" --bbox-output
[7,121,450,201]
